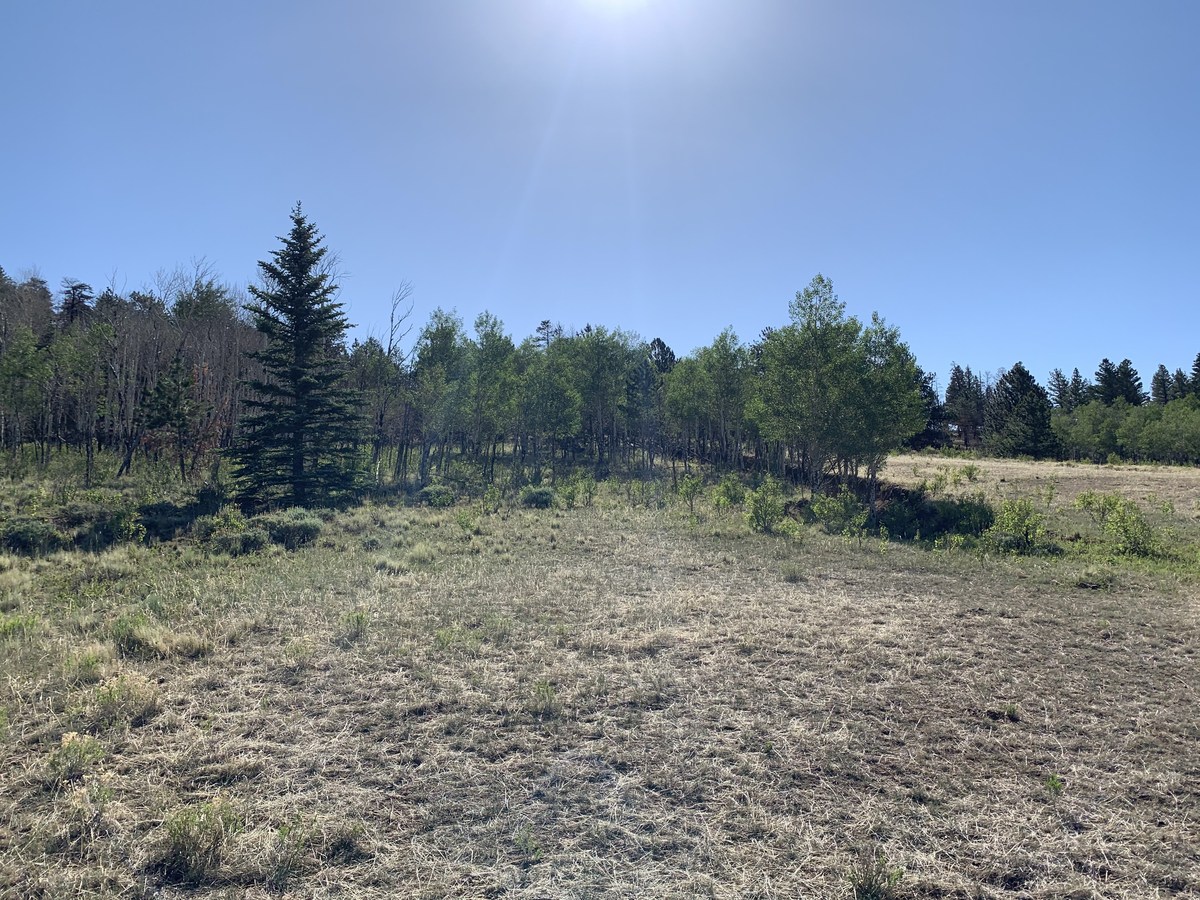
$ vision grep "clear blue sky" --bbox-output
[4,0,1198,391]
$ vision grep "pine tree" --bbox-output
[1091,358,1119,404]
[984,362,1057,458]
[944,364,985,447]
[1114,359,1145,405]
[1172,368,1190,401]
[232,205,362,507]
[1067,368,1090,410]
[1047,368,1071,409]
[1192,353,1200,397]
[1150,364,1171,405]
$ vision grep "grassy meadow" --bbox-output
[1,455,1198,898]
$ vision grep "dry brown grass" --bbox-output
[1,474,1199,898]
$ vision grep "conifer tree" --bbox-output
[232,205,362,507]
[984,362,1057,458]
[1151,364,1172,405]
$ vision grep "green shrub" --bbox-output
[0,612,39,641]
[417,484,457,508]
[520,486,556,509]
[192,506,248,540]
[810,487,868,537]
[714,474,747,511]
[85,672,161,729]
[210,526,269,556]
[1,516,67,555]
[846,847,903,899]
[257,508,323,550]
[1075,492,1155,556]
[745,477,788,533]
[985,498,1050,555]
[676,474,704,515]
[157,799,243,883]
[46,732,107,787]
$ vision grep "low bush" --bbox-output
[520,486,556,509]
[256,508,323,550]
[156,799,243,884]
[417,484,457,508]
[985,498,1052,555]
[745,477,788,533]
[714,474,747,511]
[1075,491,1156,556]
[810,487,868,537]
[1,515,67,555]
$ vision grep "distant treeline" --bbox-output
[2,213,1198,505]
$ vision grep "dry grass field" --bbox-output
[1,457,1198,898]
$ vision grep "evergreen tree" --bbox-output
[1192,352,1200,396]
[1067,368,1090,410]
[1172,368,1190,401]
[944,363,985,447]
[984,362,1057,458]
[58,279,94,327]
[1091,358,1119,404]
[1047,368,1071,409]
[1114,359,1145,405]
[1150,364,1172,405]
[232,205,362,507]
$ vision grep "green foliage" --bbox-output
[0,612,39,641]
[231,206,363,508]
[1044,773,1066,799]
[752,275,924,489]
[46,732,107,787]
[1,515,67,556]
[530,679,559,719]
[985,498,1050,555]
[985,362,1058,458]
[745,477,788,533]
[846,847,904,900]
[256,508,324,550]
[192,506,268,555]
[520,486,556,509]
[84,673,161,729]
[810,487,868,537]
[676,474,703,515]
[157,799,243,883]
[1075,492,1156,556]
[417,484,457,508]
[713,474,747,511]
[338,609,370,645]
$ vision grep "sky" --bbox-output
[3,0,1198,392]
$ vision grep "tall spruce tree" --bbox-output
[232,206,362,507]
[984,362,1057,458]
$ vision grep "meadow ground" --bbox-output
[1,456,1198,898]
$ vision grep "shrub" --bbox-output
[846,847,903,900]
[191,506,248,542]
[256,508,323,550]
[157,799,243,883]
[1,516,67,556]
[1075,491,1156,556]
[417,484,457,508]
[46,732,107,787]
[85,672,161,729]
[677,474,704,516]
[810,487,868,537]
[745,477,788,533]
[520,486,556,509]
[714,474,746,511]
[0,612,38,642]
[210,526,269,556]
[985,498,1050,555]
